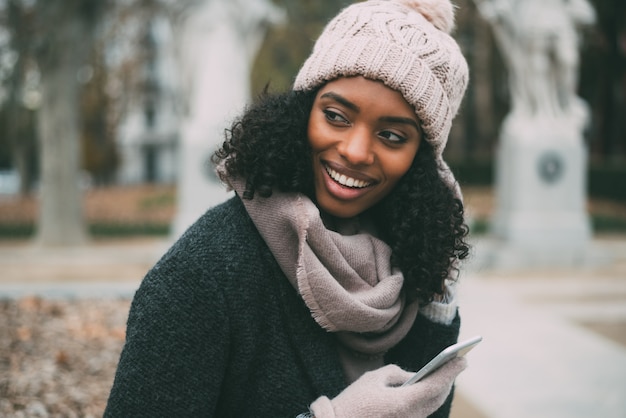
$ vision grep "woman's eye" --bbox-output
[379,130,407,144]
[323,109,349,124]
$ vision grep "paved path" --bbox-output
[0,238,168,298]
[456,235,626,418]
[1,235,625,418]
[456,274,626,418]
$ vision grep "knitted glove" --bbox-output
[309,357,466,418]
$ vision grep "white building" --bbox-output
[116,16,179,185]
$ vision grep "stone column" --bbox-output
[169,0,284,238]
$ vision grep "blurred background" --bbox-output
[0,0,624,417]
[0,0,623,240]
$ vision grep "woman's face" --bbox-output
[308,76,422,218]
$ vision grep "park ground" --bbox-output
[0,185,625,417]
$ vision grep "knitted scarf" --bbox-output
[228,177,419,357]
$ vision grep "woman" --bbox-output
[105,0,471,417]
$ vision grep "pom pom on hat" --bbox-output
[396,0,456,33]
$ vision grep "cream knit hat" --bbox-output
[294,0,469,197]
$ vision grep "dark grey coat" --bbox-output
[104,196,460,417]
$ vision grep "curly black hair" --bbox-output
[213,88,470,304]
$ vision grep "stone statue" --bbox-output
[168,0,285,237]
[472,0,597,267]
[475,0,595,124]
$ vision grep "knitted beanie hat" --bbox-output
[293,0,469,197]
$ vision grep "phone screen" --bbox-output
[401,335,482,386]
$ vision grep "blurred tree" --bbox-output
[0,109,10,169]
[0,0,38,194]
[33,0,107,246]
[251,0,353,94]
[102,0,165,157]
[580,0,626,161]
[80,43,120,186]
[448,0,506,161]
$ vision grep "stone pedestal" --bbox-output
[488,115,593,267]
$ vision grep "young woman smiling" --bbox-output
[105,1,471,417]
[309,77,422,219]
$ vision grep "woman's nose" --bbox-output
[338,128,375,166]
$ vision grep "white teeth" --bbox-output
[326,166,371,188]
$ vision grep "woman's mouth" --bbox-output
[324,165,372,189]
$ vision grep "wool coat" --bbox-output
[104,196,461,417]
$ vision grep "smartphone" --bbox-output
[401,335,482,386]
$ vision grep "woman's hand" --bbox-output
[309,357,466,418]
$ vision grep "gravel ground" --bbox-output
[0,295,489,418]
[0,297,130,418]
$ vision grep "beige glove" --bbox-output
[309,357,466,418]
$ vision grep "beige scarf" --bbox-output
[228,177,419,357]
